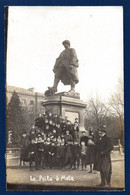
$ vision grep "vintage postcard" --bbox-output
[6,6,124,191]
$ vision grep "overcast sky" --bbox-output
[7,6,123,101]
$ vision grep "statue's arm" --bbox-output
[53,52,63,72]
[69,48,79,68]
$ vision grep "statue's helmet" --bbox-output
[62,40,70,46]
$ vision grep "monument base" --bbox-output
[43,93,86,131]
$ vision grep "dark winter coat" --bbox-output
[80,136,89,146]
[35,117,44,129]
[27,143,38,161]
[93,135,113,173]
[56,127,62,136]
[57,145,66,158]
[20,137,30,161]
[64,134,73,144]
[73,144,80,159]
[86,140,95,165]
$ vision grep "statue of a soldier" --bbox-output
[45,40,79,96]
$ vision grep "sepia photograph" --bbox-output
[5,6,124,191]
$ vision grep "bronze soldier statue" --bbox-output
[45,40,79,96]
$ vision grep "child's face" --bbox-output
[22,134,26,138]
[66,131,69,135]
[57,124,60,128]
[81,142,85,146]
[37,129,41,133]
[49,120,52,124]
[74,142,78,145]
[45,120,48,123]
[38,137,42,142]
[31,131,35,135]
[51,143,55,146]
[53,129,56,134]
[31,140,35,144]
[47,138,50,142]
[53,138,56,142]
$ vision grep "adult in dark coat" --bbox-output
[19,132,30,165]
[27,139,39,170]
[94,128,113,187]
[64,130,73,144]
[86,136,95,173]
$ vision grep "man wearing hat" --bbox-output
[93,126,113,187]
[45,40,79,95]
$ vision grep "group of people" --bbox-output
[19,112,113,187]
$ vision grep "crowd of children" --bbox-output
[19,112,96,172]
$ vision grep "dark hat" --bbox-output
[99,125,107,132]
[62,40,70,46]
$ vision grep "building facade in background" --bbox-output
[6,85,45,124]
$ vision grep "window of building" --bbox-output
[30,100,34,105]
[21,99,26,106]
[40,101,44,106]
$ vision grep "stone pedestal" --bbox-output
[43,92,86,131]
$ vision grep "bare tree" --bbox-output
[84,95,109,130]
[108,77,124,144]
